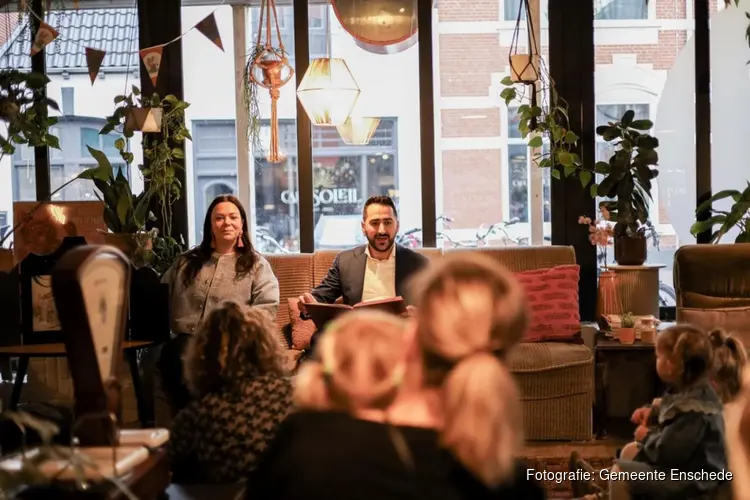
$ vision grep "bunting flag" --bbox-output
[30,21,58,57]
[85,47,106,85]
[195,12,224,52]
[139,45,164,87]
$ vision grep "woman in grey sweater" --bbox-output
[158,194,280,417]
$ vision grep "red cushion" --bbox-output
[515,265,581,342]
[287,298,316,350]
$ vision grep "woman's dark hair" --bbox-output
[183,301,285,396]
[657,324,714,387]
[709,328,748,403]
[181,194,257,287]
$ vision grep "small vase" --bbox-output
[619,327,635,345]
[614,235,647,265]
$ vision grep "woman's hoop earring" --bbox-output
[237,233,244,248]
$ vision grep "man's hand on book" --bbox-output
[297,293,317,315]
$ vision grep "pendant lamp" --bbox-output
[337,116,380,145]
[296,5,360,126]
[297,58,360,126]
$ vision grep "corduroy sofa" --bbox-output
[267,245,594,441]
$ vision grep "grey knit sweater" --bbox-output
[162,252,280,335]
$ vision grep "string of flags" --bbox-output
[24,4,225,87]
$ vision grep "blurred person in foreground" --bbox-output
[247,253,543,500]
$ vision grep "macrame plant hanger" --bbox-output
[249,0,294,163]
[509,0,541,128]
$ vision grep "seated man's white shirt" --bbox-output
[361,245,396,303]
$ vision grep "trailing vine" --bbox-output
[500,74,597,197]
[242,45,265,157]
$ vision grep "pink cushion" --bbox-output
[287,298,316,350]
[515,265,581,342]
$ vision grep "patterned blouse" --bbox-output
[167,372,293,484]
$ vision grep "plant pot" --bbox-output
[641,328,656,345]
[619,327,635,345]
[0,248,13,272]
[104,232,152,260]
[125,107,162,133]
[510,54,540,84]
[614,235,647,265]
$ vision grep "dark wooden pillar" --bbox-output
[548,0,597,320]
[417,0,437,247]
[31,0,51,201]
[694,0,712,244]
[137,0,188,244]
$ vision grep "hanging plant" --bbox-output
[0,70,60,158]
[501,0,595,196]
[243,0,294,163]
[101,86,191,242]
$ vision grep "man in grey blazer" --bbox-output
[297,196,429,333]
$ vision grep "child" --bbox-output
[574,324,729,499]
[625,328,747,458]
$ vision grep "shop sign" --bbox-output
[281,188,359,207]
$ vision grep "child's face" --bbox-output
[656,347,678,383]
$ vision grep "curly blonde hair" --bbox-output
[183,302,285,397]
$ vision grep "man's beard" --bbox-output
[367,233,395,253]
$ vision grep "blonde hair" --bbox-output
[411,252,528,487]
[295,311,409,412]
[183,301,285,396]
[709,328,748,403]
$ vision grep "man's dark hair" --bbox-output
[362,195,398,220]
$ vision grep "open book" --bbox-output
[305,296,407,330]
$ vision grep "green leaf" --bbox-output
[558,151,574,167]
[563,131,578,144]
[500,76,514,85]
[630,119,653,130]
[690,215,727,237]
[594,161,611,174]
[116,191,130,225]
[736,231,750,243]
[80,146,113,182]
[114,137,125,151]
[563,165,576,177]
[621,109,635,126]
[551,168,561,180]
[527,136,544,148]
[579,170,592,188]
[590,183,599,198]
[46,134,60,150]
[696,189,742,214]
[172,148,185,159]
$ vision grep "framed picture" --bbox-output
[13,201,105,264]
[20,236,87,344]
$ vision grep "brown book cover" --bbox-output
[305,296,407,330]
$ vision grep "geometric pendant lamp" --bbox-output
[296,58,360,126]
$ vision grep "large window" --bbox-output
[436,0,549,247]
[310,4,420,249]
[594,0,648,20]
[0,8,143,238]
[594,0,699,306]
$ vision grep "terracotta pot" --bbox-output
[510,54,540,84]
[104,233,152,259]
[619,327,635,345]
[125,107,162,133]
[614,235,647,265]
[0,248,13,272]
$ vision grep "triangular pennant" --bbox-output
[30,21,59,57]
[85,47,106,85]
[195,12,224,52]
[139,45,164,87]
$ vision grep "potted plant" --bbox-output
[595,109,660,265]
[101,86,191,245]
[689,182,750,243]
[619,312,636,345]
[85,146,155,263]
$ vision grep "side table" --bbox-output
[594,331,665,439]
[607,264,665,317]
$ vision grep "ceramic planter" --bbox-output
[619,327,635,345]
[614,235,647,265]
[124,107,162,133]
[510,54,540,84]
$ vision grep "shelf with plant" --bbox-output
[100,86,189,273]
[594,109,660,265]
[0,69,60,158]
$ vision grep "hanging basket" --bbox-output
[510,54,540,84]
[125,107,162,133]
